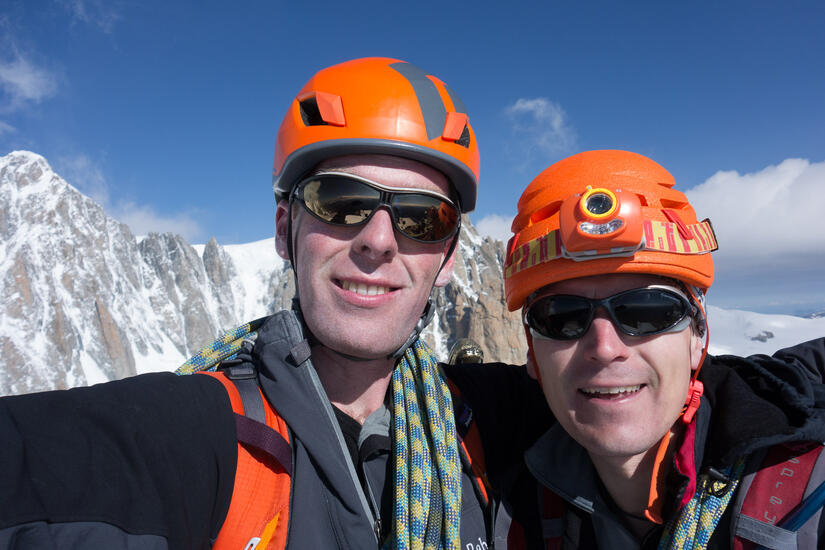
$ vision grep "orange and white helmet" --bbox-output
[504,150,717,312]
[273,57,480,212]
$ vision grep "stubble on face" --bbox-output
[281,154,455,360]
[530,274,702,463]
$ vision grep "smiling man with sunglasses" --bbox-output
[1,63,822,550]
[0,57,505,550]
[499,150,825,548]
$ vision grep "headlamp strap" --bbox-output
[504,218,717,280]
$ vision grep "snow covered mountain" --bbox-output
[1,151,822,395]
[0,151,521,394]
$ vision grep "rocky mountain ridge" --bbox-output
[0,151,524,395]
[4,151,824,395]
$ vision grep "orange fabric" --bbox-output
[644,430,673,524]
[200,372,292,550]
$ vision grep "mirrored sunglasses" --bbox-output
[292,172,461,243]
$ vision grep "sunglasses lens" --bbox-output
[298,174,459,242]
[299,176,381,224]
[610,289,688,335]
[526,296,593,340]
[392,194,459,241]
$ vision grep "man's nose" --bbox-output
[582,309,631,364]
[351,207,398,261]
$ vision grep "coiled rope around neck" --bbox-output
[658,457,746,549]
[388,338,461,550]
[176,320,462,549]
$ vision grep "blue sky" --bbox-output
[1,0,824,314]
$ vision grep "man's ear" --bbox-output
[689,329,704,372]
[275,200,291,261]
[526,349,538,380]
[434,245,457,287]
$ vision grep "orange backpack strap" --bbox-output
[731,441,825,550]
[201,367,293,550]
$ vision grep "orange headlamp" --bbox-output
[559,186,644,259]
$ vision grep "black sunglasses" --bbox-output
[524,286,696,340]
[291,172,461,243]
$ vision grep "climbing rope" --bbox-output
[388,337,462,550]
[178,319,463,549]
[175,317,266,375]
[658,457,746,549]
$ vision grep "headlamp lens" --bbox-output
[585,192,613,215]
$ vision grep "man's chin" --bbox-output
[574,429,662,461]
[314,333,408,361]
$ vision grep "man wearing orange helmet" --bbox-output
[501,150,825,548]
[0,57,554,550]
[0,63,820,550]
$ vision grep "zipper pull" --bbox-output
[373,518,383,542]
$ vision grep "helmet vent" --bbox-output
[635,193,649,206]
[530,201,562,224]
[660,198,688,210]
[299,97,328,127]
[455,125,471,148]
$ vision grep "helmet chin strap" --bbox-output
[644,285,710,523]
[285,194,460,362]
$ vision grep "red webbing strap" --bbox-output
[733,442,824,550]
[446,379,491,505]
[541,487,564,550]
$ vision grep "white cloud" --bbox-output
[474,213,513,243]
[57,154,110,205]
[111,202,203,242]
[0,54,58,111]
[505,97,577,157]
[56,154,204,242]
[686,158,825,313]
[0,120,15,136]
[60,0,122,33]
[686,158,825,258]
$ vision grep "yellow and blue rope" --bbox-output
[179,321,463,549]
[388,338,462,550]
[175,317,266,375]
[658,457,746,549]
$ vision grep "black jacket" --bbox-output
[513,338,825,549]
[0,311,501,549]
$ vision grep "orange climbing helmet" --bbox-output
[504,150,718,311]
[273,57,480,212]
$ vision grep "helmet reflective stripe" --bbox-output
[390,62,452,141]
[442,83,467,115]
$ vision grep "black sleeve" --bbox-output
[0,372,238,550]
[771,338,825,384]
[443,363,553,489]
[708,337,825,416]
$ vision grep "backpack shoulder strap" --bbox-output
[731,441,825,550]
[446,378,491,507]
[539,487,566,550]
[200,367,293,550]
